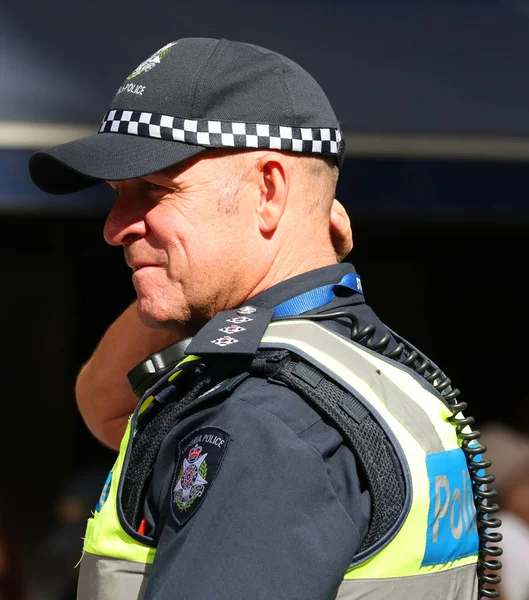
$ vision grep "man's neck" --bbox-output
[163,250,338,338]
[242,246,338,303]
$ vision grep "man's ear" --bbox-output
[256,153,290,234]
[330,199,353,261]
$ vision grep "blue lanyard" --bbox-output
[273,273,363,317]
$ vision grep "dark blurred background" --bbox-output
[1,1,528,598]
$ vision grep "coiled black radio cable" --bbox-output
[275,311,503,599]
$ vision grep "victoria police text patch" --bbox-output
[171,427,230,525]
[422,448,479,565]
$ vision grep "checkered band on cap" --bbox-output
[99,109,343,156]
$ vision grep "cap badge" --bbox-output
[127,41,177,80]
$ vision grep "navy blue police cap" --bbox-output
[29,37,345,195]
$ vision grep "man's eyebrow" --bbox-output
[143,172,180,189]
[160,166,184,180]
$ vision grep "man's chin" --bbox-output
[135,300,168,330]
[136,298,191,336]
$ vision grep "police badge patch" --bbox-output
[171,427,230,525]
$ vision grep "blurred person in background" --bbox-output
[27,467,112,600]
[0,504,23,600]
[481,422,529,600]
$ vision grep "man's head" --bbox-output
[103,148,339,333]
[29,37,345,333]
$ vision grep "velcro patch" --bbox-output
[171,427,230,525]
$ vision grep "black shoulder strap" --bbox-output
[252,349,407,553]
[122,363,250,531]
[123,367,213,530]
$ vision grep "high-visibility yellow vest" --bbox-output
[77,320,479,600]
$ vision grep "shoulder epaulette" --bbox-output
[185,305,275,358]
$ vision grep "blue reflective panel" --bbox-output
[95,471,113,513]
[422,448,479,566]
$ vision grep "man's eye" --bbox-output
[148,183,160,191]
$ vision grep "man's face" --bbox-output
[103,152,260,333]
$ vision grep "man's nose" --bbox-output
[103,195,147,246]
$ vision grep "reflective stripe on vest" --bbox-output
[335,564,478,600]
[79,321,478,599]
[77,417,152,600]
[77,553,151,600]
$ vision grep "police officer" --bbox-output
[29,38,492,600]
